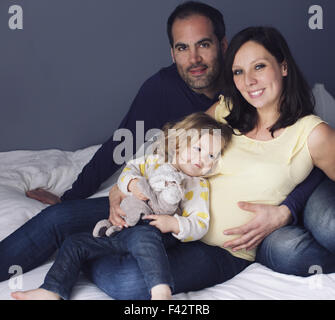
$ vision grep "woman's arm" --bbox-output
[308,123,335,180]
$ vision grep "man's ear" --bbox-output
[170,48,175,63]
[281,61,288,77]
[221,36,228,54]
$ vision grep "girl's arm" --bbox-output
[117,156,148,195]
[172,177,210,242]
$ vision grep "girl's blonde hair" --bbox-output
[152,112,232,172]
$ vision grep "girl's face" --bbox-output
[232,41,287,112]
[176,133,223,176]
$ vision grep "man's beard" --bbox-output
[177,57,223,91]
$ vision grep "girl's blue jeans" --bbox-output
[40,220,178,299]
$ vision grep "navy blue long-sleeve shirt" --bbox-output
[61,64,218,201]
[61,63,325,224]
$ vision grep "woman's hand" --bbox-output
[108,184,128,228]
[128,179,149,201]
[222,202,292,251]
[143,214,180,234]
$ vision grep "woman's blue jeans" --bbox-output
[0,178,334,299]
[256,178,335,276]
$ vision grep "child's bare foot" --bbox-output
[11,288,61,300]
[151,284,172,300]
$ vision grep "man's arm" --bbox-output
[61,76,165,201]
[281,167,326,225]
[27,73,165,204]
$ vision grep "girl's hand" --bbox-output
[128,179,149,201]
[222,202,292,251]
[143,215,180,234]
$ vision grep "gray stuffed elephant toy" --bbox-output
[93,164,185,237]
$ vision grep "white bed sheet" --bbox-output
[0,145,334,300]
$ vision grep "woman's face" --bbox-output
[232,41,287,112]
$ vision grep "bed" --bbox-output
[1,84,334,300]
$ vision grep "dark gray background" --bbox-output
[0,0,334,152]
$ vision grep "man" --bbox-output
[28,5,226,203]
[1,1,332,296]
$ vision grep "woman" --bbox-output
[204,26,335,263]
[81,26,335,299]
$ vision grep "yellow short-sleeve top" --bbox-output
[201,96,324,261]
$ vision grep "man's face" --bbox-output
[171,15,225,96]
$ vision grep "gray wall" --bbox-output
[0,0,334,152]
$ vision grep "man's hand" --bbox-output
[108,184,128,228]
[143,214,180,234]
[26,188,61,205]
[222,202,292,251]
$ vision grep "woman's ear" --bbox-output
[281,61,288,77]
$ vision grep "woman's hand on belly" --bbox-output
[222,202,292,251]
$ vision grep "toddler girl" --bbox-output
[12,112,232,300]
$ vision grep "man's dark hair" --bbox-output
[167,1,226,47]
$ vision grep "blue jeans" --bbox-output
[0,197,251,299]
[84,178,335,299]
[256,178,335,275]
[0,178,334,299]
[84,240,252,299]
[0,197,109,281]
[41,222,178,299]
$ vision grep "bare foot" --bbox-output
[151,284,172,300]
[26,188,61,205]
[11,288,61,300]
